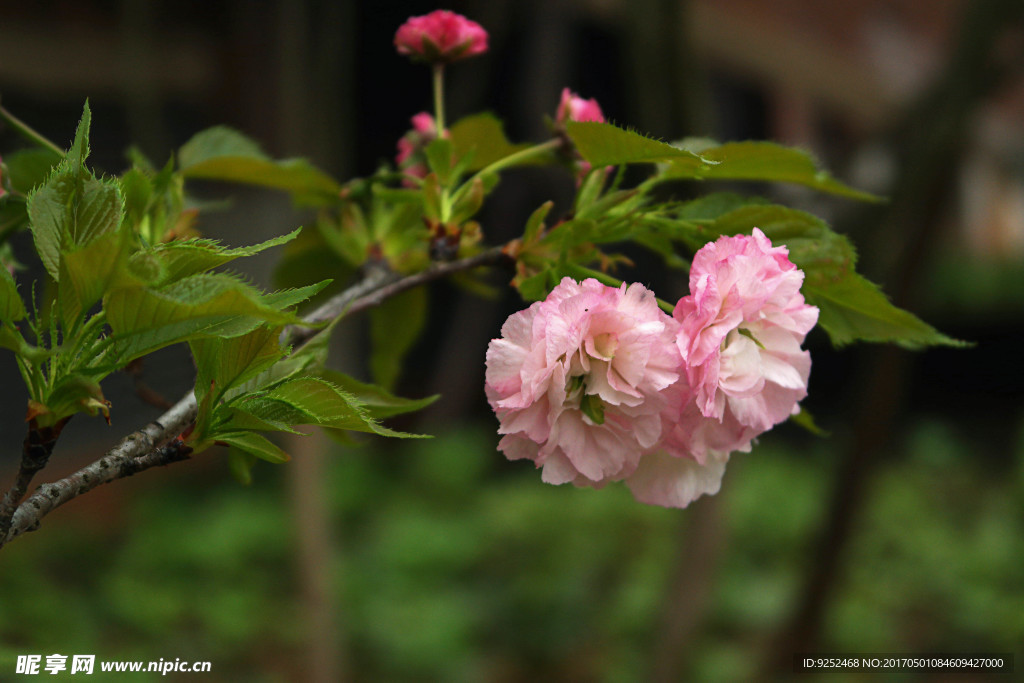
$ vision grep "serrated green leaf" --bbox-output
[27,169,124,281]
[217,432,291,464]
[66,102,91,169]
[370,287,426,390]
[217,405,307,435]
[805,273,964,348]
[0,265,26,322]
[449,113,535,171]
[666,141,880,201]
[262,281,331,310]
[136,229,301,286]
[566,121,710,168]
[191,325,286,404]
[104,273,304,361]
[321,370,439,419]
[258,376,428,438]
[179,126,341,203]
[697,204,962,348]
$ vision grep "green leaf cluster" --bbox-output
[505,120,958,350]
[187,324,435,483]
[1,104,332,427]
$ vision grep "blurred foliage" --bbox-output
[0,420,1021,681]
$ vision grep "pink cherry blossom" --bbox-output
[555,88,605,124]
[394,10,489,64]
[486,278,684,489]
[395,112,439,180]
[673,228,819,455]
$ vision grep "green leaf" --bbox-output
[179,126,341,203]
[790,406,829,437]
[566,121,710,167]
[370,287,426,390]
[59,227,132,324]
[66,102,91,169]
[522,201,554,244]
[568,122,876,200]
[0,264,26,322]
[224,320,336,402]
[321,370,439,419]
[43,373,110,423]
[119,167,154,229]
[135,229,301,286]
[4,148,63,195]
[256,376,427,438]
[26,137,124,281]
[697,204,962,347]
[226,376,426,439]
[228,449,258,485]
[217,432,291,464]
[665,141,880,202]
[104,273,305,361]
[449,113,535,171]
[424,138,454,185]
[806,272,965,348]
[178,126,266,166]
[190,325,285,404]
[674,192,771,222]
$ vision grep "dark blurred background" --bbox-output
[1,1,1022,681]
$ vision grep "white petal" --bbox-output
[625,450,730,508]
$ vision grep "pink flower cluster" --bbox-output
[395,112,440,182]
[394,10,488,64]
[486,229,819,508]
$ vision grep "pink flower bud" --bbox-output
[394,10,489,64]
[395,112,440,182]
[555,88,605,125]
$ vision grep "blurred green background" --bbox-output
[1,0,1023,681]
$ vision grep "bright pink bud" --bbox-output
[395,112,443,183]
[394,10,489,64]
[556,88,605,124]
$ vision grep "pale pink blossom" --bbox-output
[394,10,489,64]
[395,112,439,180]
[673,228,819,454]
[486,278,684,488]
[556,88,605,124]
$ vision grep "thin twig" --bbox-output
[3,244,513,547]
[344,246,510,318]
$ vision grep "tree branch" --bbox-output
[2,243,514,547]
[3,394,197,545]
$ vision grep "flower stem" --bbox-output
[0,104,65,158]
[432,63,446,133]
[451,138,563,207]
